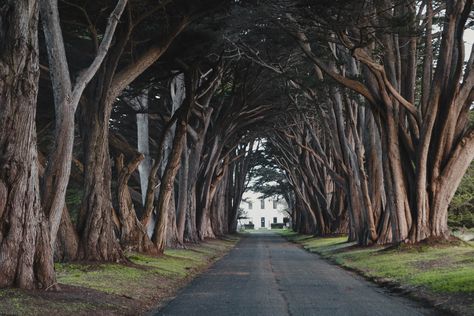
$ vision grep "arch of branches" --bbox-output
[0,0,472,289]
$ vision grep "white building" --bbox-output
[238,191,289,229]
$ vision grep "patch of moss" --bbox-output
[57,263,147,295]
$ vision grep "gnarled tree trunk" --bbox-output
[54,206,79,262]
[39,0,127,251]
[0,0,55,289]
[152,119,188,252]
[176,139,189,244]
[78,94,123,261]
[115,154,156,253]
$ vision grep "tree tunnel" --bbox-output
[0,0,473,290]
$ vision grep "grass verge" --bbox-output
[278,229,474,315]
[0,236,239,315]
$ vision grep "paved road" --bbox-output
[155,232,436,316]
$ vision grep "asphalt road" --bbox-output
[155,232,436,316]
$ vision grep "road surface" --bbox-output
[155,232,436,316]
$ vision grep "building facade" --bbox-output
[238,191,288,229]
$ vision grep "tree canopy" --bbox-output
[0,0,472,289]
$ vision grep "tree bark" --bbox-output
[78,95,123,261]
[54,206,79,262]
[176,138,189,244]
[77,12,189,260]
[184,108,213,242]
[0,0,55,289]
[115,154,157,253]
[39,0,127,251]
[152,119,188,253]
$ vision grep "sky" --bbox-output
[465,29,474,60]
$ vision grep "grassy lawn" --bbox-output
[0,236,239,315]
[278,229,474,314]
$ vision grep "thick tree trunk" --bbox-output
[41,104,75,250]
[185,186,199,242]
[37,152,79,262]
[78,97,123,261]
[259,0,474,246]
[184,108,213,242]
[72,11,191,260]
[115,154,156,253]
[159,73,185,248]
[152,120,188,252]
[197,137,223,240]
[141,162,160,233]
[384,110,412,243]
[0,0,56,289]
[166,191,180,248]
[208,165,229,236]
[54,206,79,262]
[218,170,230,235]
[39,0,127,251]
[176,140,189,244]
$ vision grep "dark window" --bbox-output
[260,199,265,209]
[273,217,277,224]
[261,217,265,227]
[248,201,253,209]
[273,200,277,209]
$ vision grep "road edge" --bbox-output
[277,232,462,316]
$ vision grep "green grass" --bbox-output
[56,262,148,295]
[0,238,239,315]
[271,228,298,236]
[410,268,474,292]
[278,231,474,295]
[55,238,238,296]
